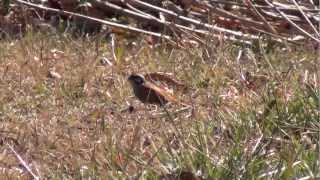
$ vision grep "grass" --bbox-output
[0,30,319,179]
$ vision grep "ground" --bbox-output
[0,32,319,179]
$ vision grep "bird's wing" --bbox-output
[144,81,178,103]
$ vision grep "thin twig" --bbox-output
[292,0,320,38]
[8,144,39,180]
[264,0,320,42]
[131,0,259,40]
[101,0,253,44]
[203,1,268,31]
[13,0,172,40]
[210,0,319,12]
[243,0,278,34]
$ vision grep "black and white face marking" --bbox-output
[128,74,145,85]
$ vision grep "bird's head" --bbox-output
[128,74,145,86]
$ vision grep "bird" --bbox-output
[127,74,178,106]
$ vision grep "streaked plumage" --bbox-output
[128,74,177,106]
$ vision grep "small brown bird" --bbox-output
[128,74,178,106]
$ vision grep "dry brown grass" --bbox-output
[0,31,319,179]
